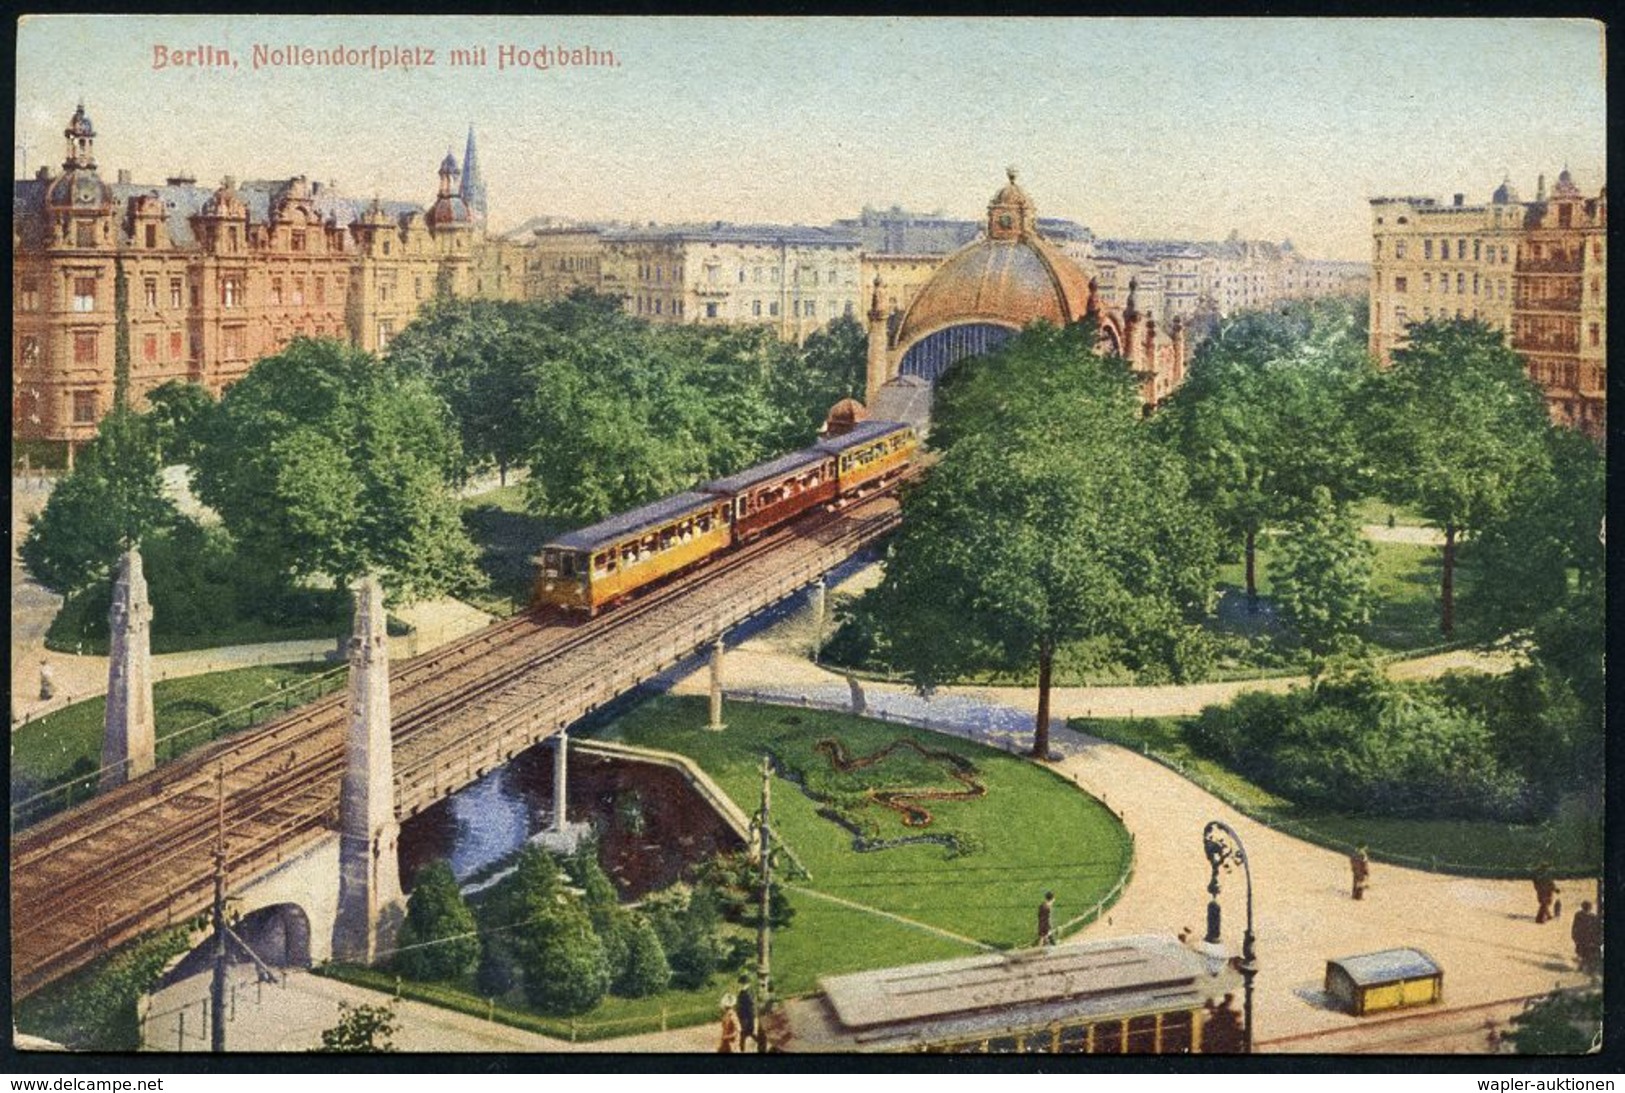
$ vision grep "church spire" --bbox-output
[460,126,487,220]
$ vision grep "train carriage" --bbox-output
[779,935,1246,1054]
[817,420,917,498]
[533,491,731,614]
[701,448,838,542]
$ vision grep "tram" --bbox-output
[777,935,1247,1054]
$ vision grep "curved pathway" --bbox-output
[667,643,1595,1051]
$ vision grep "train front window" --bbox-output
[1159,1011,1193,1054]
[559,553,578,578]
[542,550,561,577]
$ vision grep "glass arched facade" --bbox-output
[897,323,1016,385]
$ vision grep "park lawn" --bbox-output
[596,696,1132,952]
[1349,496,1428,528]
[460,491,560,617]
[1078,715,1598,877]
[10,663,339,818]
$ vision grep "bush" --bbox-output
[644,886,728,991]
[616,914,673,998]
[514,904,611,1016]
[395,861,480,982]
[1183,672,1533,822]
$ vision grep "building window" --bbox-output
[221,277,240,308]
[291,230,306,252]
[1423,273,1432,292]
[1438,238,1448,260]
[844,300,854,317]
[1393,276,1408,294]
[293,278,305,306]
[1590,323,1601,348]
[1395,306,1408,324]
[705,302,718,319]
[753,299,762,317]
[20,335,41,364]
[1473,274,1480,295]
[143,333,158,363]
[378,320,394,350]
[1499,279,1507,299]
[1473,240,1481,261]
[76,222,97,247]
[1456,273,1466,294]
[223,327,245,358]
[414,276,423,299]
[73,277,96,312]
[315,278,326,305]
[19,279,39,311]
[72,390,96,423]
[1423,240,1433,260]
[271,278,283,305]
[1394,241,1407,259]
[170,331,183,360]
[74,331,97,363]
[170,279,183,308]
[1456,239,1466,260]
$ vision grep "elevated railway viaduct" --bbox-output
[11,488,905,999]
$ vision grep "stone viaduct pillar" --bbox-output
[552,729,570,831]
[101,550,155,790]
[331,575,404,964]
[707,638,726,731]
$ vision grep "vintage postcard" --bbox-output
[9,14,1609,1070]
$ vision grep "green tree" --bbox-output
[191,338,478,601]
[395,860,480,982]
[515,903,611,1015]
[1466,428,1604,639]
[643,885,728,991]
[1362,320,1552,635]
[314,1001,399,1053]
[20,405,176,596]
[1156,298,1372,606]
[1271,486,1374,655]
[868,322,1219,758]
[143,381,216,466]
[615,914,672,998]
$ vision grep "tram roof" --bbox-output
[814,419,911,453]
[701,448,829,495]
[545,491,721,552]
[791,935,1241,1051]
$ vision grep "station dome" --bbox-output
[893,169,1092,353]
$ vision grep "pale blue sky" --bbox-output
[15,16,1607,260]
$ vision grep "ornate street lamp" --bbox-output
[1202,819,1257,1053]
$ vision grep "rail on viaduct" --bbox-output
[10,490,905,998]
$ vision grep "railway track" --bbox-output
[10,481,909,998]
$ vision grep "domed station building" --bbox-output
[864,169,1189,423]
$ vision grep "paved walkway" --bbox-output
[666,644,1595,1051]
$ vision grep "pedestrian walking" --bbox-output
[1037,891,1056,946]
[1349,846,1371,900]
[1571,900,1602,974]
[734,973,756,1052]
[717,993,739,1053]
[1533,865,1560,924]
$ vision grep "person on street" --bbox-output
[1533,865,1560,924]
[1572,900,1602,974]
[718,994,739,1053]
[1037,891,1056,946]
[1350,846,1371,900]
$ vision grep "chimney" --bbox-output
[117,169,131,185]
[1453,193,1465,207]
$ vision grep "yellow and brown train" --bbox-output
[534,419,917,615]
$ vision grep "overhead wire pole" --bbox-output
[211,764,228,1053]
[755,754,773,1053]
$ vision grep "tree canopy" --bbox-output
[387,294,866,523]
[866,321,1219,757]
[1154,297,1373,604]
[190,337,478,602]
[1361,319,1553,635]
[21,402,176,595]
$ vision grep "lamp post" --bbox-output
[1202,819,1256,1053]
